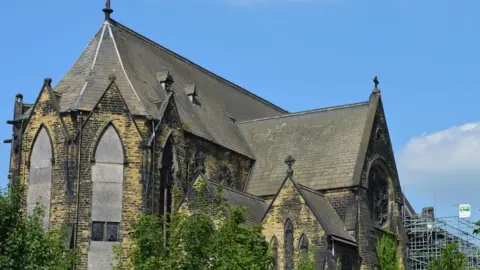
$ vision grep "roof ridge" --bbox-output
[208,180,266,203]
[236,100,370,125]
[107,24,148,114]
[74,24,107,110]
[109,19,288,114]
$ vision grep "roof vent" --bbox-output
[157,70,174,93]
[184,84,197,103]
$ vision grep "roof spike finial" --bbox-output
[103,0,113,21]
[373,76,379,89]
[285,155,295,177]
[372,75,381,94]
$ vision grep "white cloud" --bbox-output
[398,122,480,217]
[399,122,480,175]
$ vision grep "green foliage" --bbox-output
[474,220,480,235]
[298,250,315,270]
[0,180,77,269]
[115,179,274,270]
[376,229,400,270]
[336,257,342,270]
[428,242,468,270]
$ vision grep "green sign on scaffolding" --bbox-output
[459,204,471,218]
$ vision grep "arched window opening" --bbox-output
[159,138,174,217]
[88,124,124,269]
[27,126,53,229]
[299,234,309,253]
[91,125,124,240]
[367,163,389,227]
[284,219,294,270]
[270,236,279,270]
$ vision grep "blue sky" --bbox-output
[0,0,479,222]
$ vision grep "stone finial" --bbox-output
[44,78,52,86]
[103,0,113,21]
[285,155,295,177]
[109,74,117,82]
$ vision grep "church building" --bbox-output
[5,2,416,269]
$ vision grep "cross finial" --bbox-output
[285,155,295,177]
[373,76,379,89]
[103,0,113,21]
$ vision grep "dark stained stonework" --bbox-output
[5,7,415,270]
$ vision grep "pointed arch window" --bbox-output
[91,124,124,236]
[270,236,279,270]
[367,162,390,228]
[88,124,124,269]
[27,126,53,229]
[299,234,309,253]
[159,138,174,216]
[284,219,294,270]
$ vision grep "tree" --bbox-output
[114,183,274,270]
[298,250,315,270]
[376,229,400,270]
[428,242,468,270]
[0,180,77,269]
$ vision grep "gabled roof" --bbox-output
[262,173,356,245]
[298,184,356,244]
[239,98,377,196]
[46,18,287,158]
[182,175,268,226]
[206,181,268,225]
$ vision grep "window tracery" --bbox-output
[367,163,389,227]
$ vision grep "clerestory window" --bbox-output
[91,221,119,242]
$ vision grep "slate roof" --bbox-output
[297,184,356,244]
[238,101,372,196]
[36,18,287,158]
[206,181,268,225]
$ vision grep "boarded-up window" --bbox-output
[284,219,294,270]
[27,126,52,229]
[91,125,124,222]
[88,125,124,270]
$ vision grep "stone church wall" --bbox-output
[355,101,408,269]
[262,178,327,269]
[182,134,252,191]
[19,85,72,231]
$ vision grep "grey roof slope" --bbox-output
[206,181,268,225]
[47,19,288,157]
[298,185,356,243]
[238,101,371,196]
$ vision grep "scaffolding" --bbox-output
[403,207,480,269]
